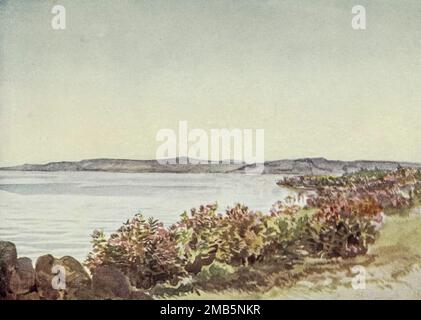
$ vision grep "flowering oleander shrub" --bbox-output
[86,168,420,292]
[303,213,378,258]
[85,202,382,290]
[174,204,267,268]
[263,212,311,262]
[276,168,421,259]
[279,168,421,195]
[171,204,223,274]
[85,214,185,289]
[285,168,421,213]
[302,195,382,258]
[219,204,266,265]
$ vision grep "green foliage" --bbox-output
[172,204,223,274]
[86,168,420,292]
[263,213,310,261]
[303,214,378,258]
[218,205,266,265]
[344,168,389,180]
[85,214,186,289]
[196,261,235,282]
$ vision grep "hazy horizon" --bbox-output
[3,155,421,168]
[1,0,421,166]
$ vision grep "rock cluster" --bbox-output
[0,241,152,300]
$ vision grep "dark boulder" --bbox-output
[92,265,131,299]
[9,257,35,295]
[0,241,18,297]
[35,254,91,300]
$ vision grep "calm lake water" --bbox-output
[0,171,294,262]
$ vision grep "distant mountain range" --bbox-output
[1,157,421,175]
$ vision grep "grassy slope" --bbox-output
[176,207,421,300]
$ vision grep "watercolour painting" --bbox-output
[1,0,421,301]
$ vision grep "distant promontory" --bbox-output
[1,157,421,175]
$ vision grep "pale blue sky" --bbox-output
[1,0,420,165]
